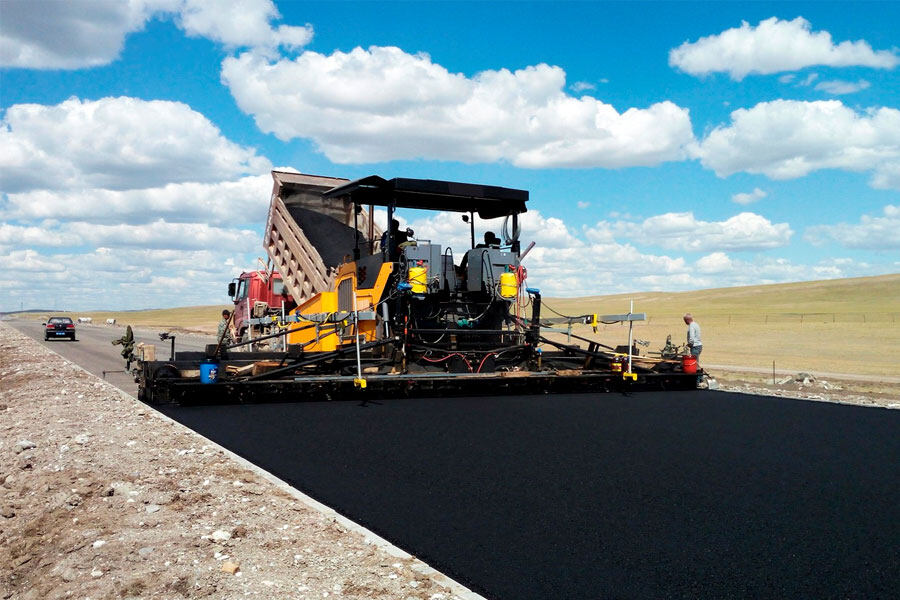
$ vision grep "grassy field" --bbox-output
[9,274,899,378]
[545,273,900,378]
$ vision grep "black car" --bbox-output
[44,316,77,341]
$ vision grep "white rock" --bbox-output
[145,504,161,513]
[92,540,106,548]
[91,569,103,577]
[74,434,89,445]
[15,440,36,453]
[210,529,232,542]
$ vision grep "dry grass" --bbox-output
[545,273,900,378]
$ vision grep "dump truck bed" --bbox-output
[265,171,381,305]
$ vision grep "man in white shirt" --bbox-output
[683,313,702,360]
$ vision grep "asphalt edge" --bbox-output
[2,322,487,600]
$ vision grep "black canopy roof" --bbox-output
[323,175,528,219]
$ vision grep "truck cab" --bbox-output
[227,270,295,341]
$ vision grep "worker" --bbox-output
[476,231,501,248]
[218,309,235,345]
[683,313,702,360]
[111,325,135,369]
[381,218,410,261]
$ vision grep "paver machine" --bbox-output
[135,173,701,404]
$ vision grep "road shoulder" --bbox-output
[0,323,481,600]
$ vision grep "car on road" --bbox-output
[44,316,77,341]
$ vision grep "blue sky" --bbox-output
[1,1,898,311]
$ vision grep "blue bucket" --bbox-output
[199,361,219,384]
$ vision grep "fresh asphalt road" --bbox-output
[161,394,899,599]
[9,319,900,598]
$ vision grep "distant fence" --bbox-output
[600,312,900,326]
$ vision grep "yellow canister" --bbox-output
[408,266,427,294]
[499,271,518,299]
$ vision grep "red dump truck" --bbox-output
[227,270,295,348]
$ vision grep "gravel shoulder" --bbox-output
[0,323,474,600]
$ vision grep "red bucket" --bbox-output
[682,355,698,374]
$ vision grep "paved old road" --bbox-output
[8,319,900,599]
[8,320,211,394]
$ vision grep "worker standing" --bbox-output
[218,309,235,345]
[683,313,702,361]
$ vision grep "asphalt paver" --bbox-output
[161,391,899,599]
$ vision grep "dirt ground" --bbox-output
[0,324,473,600]
[711,370,899,408]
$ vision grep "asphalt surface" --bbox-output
[160,393,900,599]
[9,319,899,598]
[8,320,210,393]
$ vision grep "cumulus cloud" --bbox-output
[177,0,312,49]
[669,17,899,80]
[814,78,871,95]
[0,0,312,69]
[587,211,793,252]
[0,220,260,252]
[0,247,252,310]
[1,175,272,226]
[0,96,270,193]
[221,46,695,168]
[695,252,734,274]
[805,205,900,250]
[0,95,275,311]
[731,187,767,205]
[694,100,900,189]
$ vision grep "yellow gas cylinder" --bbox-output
[408,266,427,294]
[499,271,518,299]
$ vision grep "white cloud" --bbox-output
[669,17,899,80]
[0,0,312,70]
[694,100,900,189]
[778,74,796,84]
[577,201,591,209]
[814,78,871,95]
[806,205,900,250]
[798,72,819,86]
[0,96,270,193]
[1,175,272,226]
[731,187,767,205]
[570,81,596,92]
[177,0,312,50]
[695,252,734,274]
[0,247,252,310]
[0,95,274,311]
[221,46,695,168]
[0,220,260,252]
[587,211,793,252]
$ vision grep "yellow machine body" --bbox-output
[408,266,427,294]
[499,271,518,299]
[286,261,393,351]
